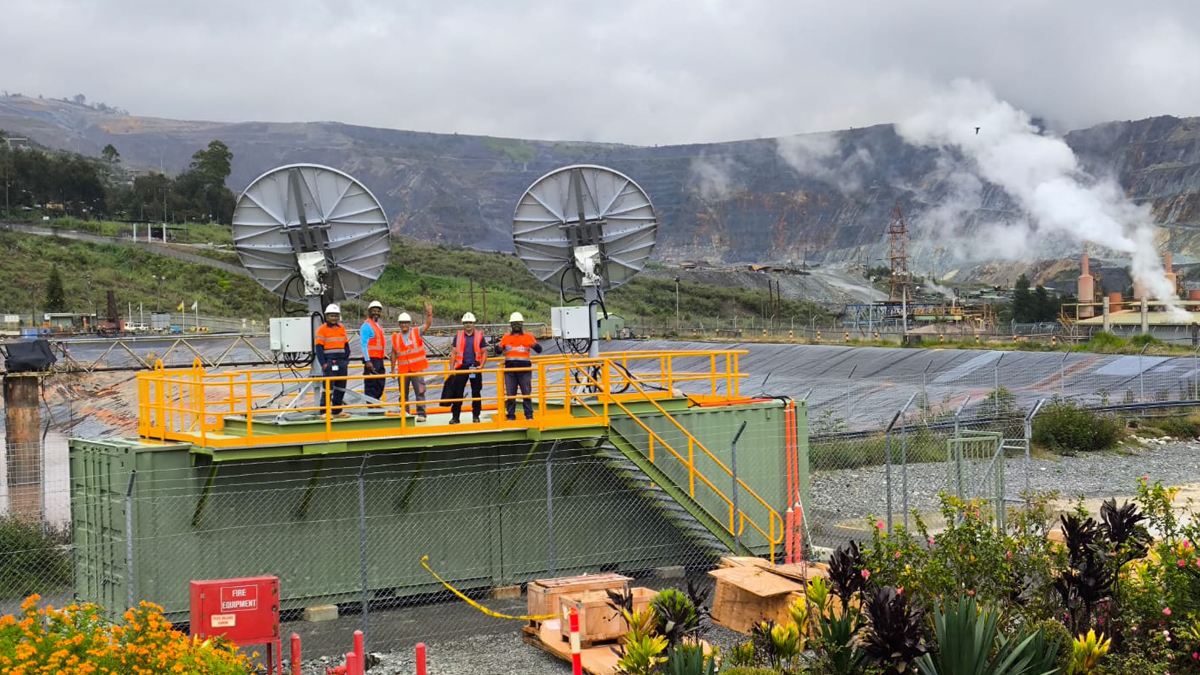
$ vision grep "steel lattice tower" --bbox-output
[888,202,910,302]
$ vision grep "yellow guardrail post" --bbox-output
[244,371,253,438]
[324,376,332,439]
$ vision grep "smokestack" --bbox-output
[1108,292,1123,313]
[1165,251,1178,298]
[1133,280,1147,302]
[1077,253,1094,318]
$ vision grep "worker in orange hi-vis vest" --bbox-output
[441,312,489,424]
[390,301,433,422]
[360,301,388,404]
[314,304,352,418]
[494,312,543,420]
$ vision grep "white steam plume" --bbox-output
[896,79,1184,319]
[776,132,874,193]
[689,153,740,201]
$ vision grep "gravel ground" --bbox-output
[292,574,746,675]
[308,624,745,675]
[810,438,1200,537]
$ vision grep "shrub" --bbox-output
[1127,334,1162,348]
[1032,401,1122,453]
[1081,332,1125,352]
[1141,413,1200,439]
[0,595,252,674]
[720,668,781,675]
[0,516,72,600]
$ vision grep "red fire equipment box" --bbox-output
[190,575,282,673]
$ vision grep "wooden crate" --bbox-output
[709,565,804,634]
[559,587,656,645]
[526,573,631,624]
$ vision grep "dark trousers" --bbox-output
[322,359,347,413]
[442,369,482,421]
[363,357,385,401]
[504,370,533,419]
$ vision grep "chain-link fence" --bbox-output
[6,343,1200,657]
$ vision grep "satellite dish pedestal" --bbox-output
[233,164,391,418]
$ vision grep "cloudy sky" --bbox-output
[3,0,1199,145]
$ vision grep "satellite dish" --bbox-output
[513,165,658,297]
[233,164,390,303]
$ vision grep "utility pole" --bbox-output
[469,278,475,313]
[481,280,488,325]
[674,276,681,332]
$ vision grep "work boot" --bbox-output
[449,417,460,425]
[506,416,516,421]
[472,416,481,423]
[335,412,351,419]
[416,415,427,423]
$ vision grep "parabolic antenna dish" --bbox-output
[232,164,390,302]
[513,164,658,295]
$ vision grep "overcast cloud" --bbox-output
[2,0,1198,145]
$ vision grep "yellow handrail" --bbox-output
[572,359,782,561]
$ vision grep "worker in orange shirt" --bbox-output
[360,300,387,404]
[314,303,352,418]
[495,311,543,421]
[391,301,433,422]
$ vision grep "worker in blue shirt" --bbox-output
[360,301,387,403]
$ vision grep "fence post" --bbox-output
[993,353,1003,413]
[124,470,138,610]
[898,392,917,530]
[1025,399,1046,501]
[884,409,902,531]
[1139,343,1150,401]
[730,421,747,553]
[357,454,370,652]
[1193,345,1199,400]
[952,396,971,502]
[546,441,560,575]
[1060,353,1068,397]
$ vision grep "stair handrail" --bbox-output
[582,360,783,560]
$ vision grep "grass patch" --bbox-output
[1137,412,1200,439]
[0,516,72,600]
[811,429,946,471]
[0,230,281,319]
[42,218,234,245]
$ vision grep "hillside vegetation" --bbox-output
[359,239,833,326]
[0,227,833,326]
[0,230,279,318]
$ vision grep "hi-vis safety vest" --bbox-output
[451,330,486,369]
[314,323,349,357]
[500,333,537,362]
[364,318,386,358]
[391,327,429,373]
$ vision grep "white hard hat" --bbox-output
[325,303,340,314]
[398,312,412,322]
[368,301,383,310]
[461,312,477,323]
[509,312,524,323]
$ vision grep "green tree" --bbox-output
[1033,284,1055,321]
[44,266,66,311]
[189,140,232,186]
[1011,274,1034,323]
[101,144,120,165]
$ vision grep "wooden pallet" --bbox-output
[523,620,622,675]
